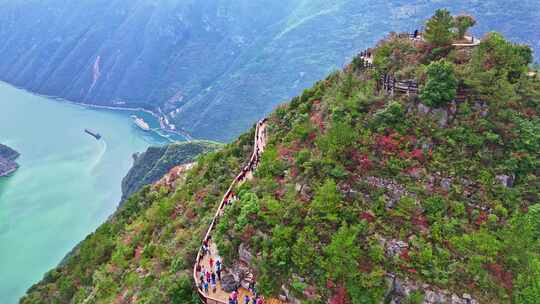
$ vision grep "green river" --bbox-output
[0,82,180,303]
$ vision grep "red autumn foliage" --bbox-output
[360,211,376,223]
[406,166,422,178]
[278,142,302,161]
[134,245,143,260]
[195,189,207,203]
[400,248,411,261]
[352,151,373,171]
[475,211,488,225]
[398,150,409,159]
[378,134,400,153]
[185,208,197,219]
[411,148,424,161]
[274,187,286,199]
[240,224,255,242]
[358,259,374,273]
[407,268,418,274]
[485,263,513,292]
[329,285,349,304]
[412,213,429,230]
[170,209,178,220]
[310,111,325,131]
[307,131,317,143]
[277,145,294,160]
[290,166,299,178]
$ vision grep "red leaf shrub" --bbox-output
[329,285,349,304]
[485,263,513,292]
[411,148,424,161]
[360,211,376,223]
[378,134,400,153]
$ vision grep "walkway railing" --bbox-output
[193,119,267,304]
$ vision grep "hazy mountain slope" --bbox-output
[0,0,538,142]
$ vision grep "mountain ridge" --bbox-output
[1,0,539,141]
[20,12,539,303]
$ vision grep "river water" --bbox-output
[0,82,177,302]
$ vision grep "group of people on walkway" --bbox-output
[195,119,268,303]
[236,120,266,183]
[228,289,265,304]
[197,238,223,294]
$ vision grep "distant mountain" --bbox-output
[121,140,221,201]
[0,143,19,176]
[1,0,538,142]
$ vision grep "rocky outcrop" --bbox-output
[221,274,239,293]
[365,176,414,208]
[385,273,479,304]
[495,174,514,188]
[378,237,479,304]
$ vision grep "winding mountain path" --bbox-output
[193,120,283,304]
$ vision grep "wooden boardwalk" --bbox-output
[193,120,284,304]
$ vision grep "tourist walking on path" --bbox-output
[211,275,217,293]
[232,290,238,303]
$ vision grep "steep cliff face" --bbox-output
[121,140,221,201]
[0,143,20,176]
[20,19,539,303]
[1,0,539,141]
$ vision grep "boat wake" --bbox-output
[89,138,107,174]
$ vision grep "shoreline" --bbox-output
[0,80,195,142]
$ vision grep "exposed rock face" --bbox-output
[153,162,196,190]
[238,243,254,264]
[417,102,431,114]
[432,108,449,127]
[495,174,514,188]
[365,176,413,208]
[440,177,453,191]
[220,274,239,292]
[386,273,479,304]
[379,238,479,304]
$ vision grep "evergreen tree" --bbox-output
[454,15,476,40]
[424,9,455,46]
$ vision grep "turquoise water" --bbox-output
[0,82,174,303]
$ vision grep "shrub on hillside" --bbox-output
[420,60,458,107]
